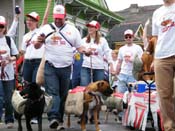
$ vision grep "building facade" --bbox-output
[0,0,124,48]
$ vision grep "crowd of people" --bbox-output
[0,0,175,131]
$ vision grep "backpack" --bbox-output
[5,36,12,55]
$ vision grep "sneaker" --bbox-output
[49,119,59,129]
[30,119,38,124]
[6,123,14,129]
[57,123,65,130]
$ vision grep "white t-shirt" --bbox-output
[35,23,82,68]
[82,37,112,69]
[111,59,118,72]
[0,36,19,80]
[118,44,143,75]
[152,3,175,59]
[21,28,45,59]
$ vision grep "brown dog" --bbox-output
[138,36,157,81]
[67,80,113,131]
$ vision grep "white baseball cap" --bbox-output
[0,16,6,25]
[124,29,134,36]
[53,5,66,19]
[26,12,40,21]
[86,20,101,30]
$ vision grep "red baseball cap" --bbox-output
[0,16,6,25]
[26,12,40,21]
[86,20,101,30]
[53,5,66,19]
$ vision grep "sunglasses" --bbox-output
[125,35,132,39]
[0,25,5,28]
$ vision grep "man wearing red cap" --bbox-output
[33,4,87,130]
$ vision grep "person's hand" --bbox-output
[33,34,45,49]
[0,56,10,67]
[84,48,93,57]
[0,50,7,55]
[38,33,45,43]
[111,71,116,76]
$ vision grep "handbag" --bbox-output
[11,90,27,114]
[36,54,45,86]
[132,54,143,80]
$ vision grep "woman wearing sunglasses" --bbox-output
[0,16,19,128]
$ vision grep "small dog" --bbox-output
[104,92,123,123]
[67,80,113,131]
[14,82,45,131]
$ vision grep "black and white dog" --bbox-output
[14,82,45,131]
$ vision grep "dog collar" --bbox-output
[88,91,103,96]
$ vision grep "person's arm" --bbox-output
[7,14,20,37]
[116,59,122,75]
[109,63,115,75]
[150,36,157,71]
[41,0,52,26]
[142,19,150,50]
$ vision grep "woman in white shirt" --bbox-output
[80,20,112,123]
[81,20,112,86]
[0,16,19,128]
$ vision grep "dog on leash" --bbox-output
[104,92,123,123]
[14,82,45,131]
[67,80,113,131]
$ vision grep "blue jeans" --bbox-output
[117,73,136,93]
[71,54,83,89]
[44,62,71,123]
[80,67,105,86]
[22,59,41,82]
[0,80,14,123]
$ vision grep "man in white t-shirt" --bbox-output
[33,5,87,130]
[152,0,175,130]
[116,29,143,93]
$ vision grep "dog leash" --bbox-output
[89,41,93,83]
[90,55,93,83]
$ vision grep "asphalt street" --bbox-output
[0,111,130,131]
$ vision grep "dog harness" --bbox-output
[87,91,103,110]
[28,94,44,104]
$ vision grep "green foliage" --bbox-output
[24,0,54,25]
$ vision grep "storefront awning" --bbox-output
[65,0,124,28]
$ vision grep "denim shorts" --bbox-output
[117,73,136,93]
